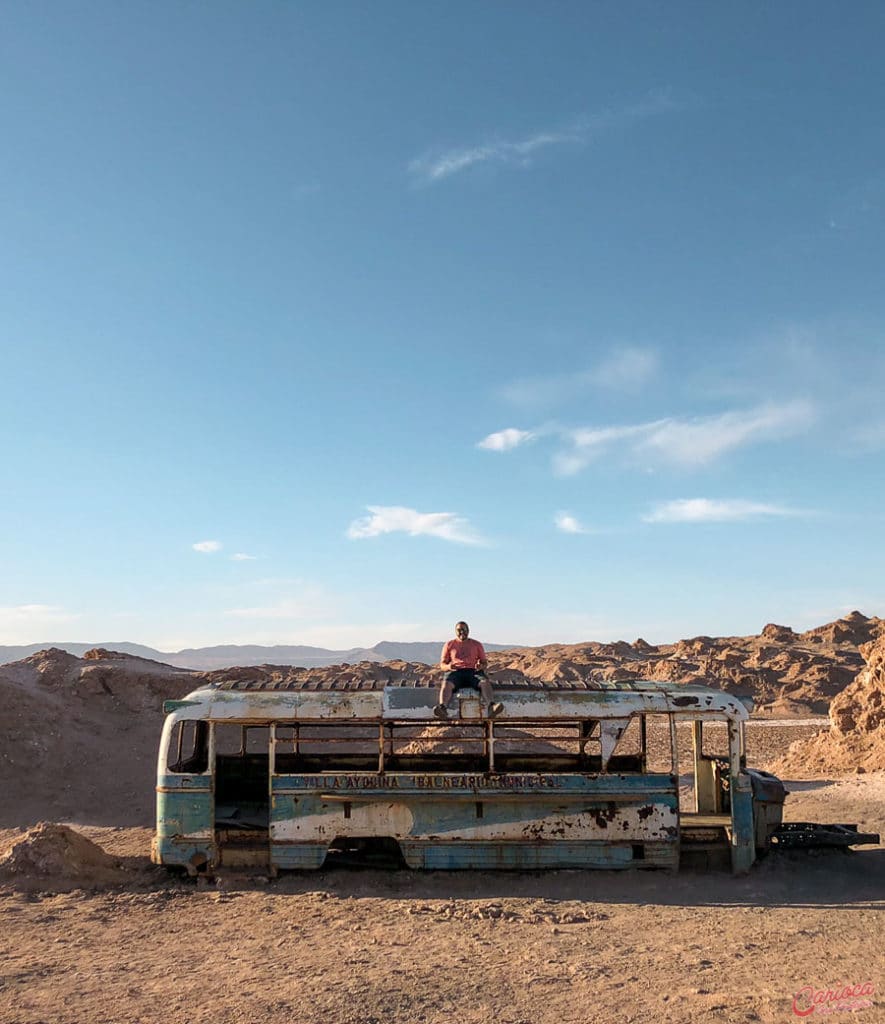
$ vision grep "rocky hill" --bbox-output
[200,611,885,717]
[488,611,885,715]
[775,633,885,773]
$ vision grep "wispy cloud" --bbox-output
[347,505,486,546]
[226,599,320,620]
[553,422,658,475]
[594,347,659,390]
[223,579,338,624]
[480,401,814,476]
[409,89,681,184]
[0,603,78,642]
[216,620,429,649]
[643,498,804,524]
[0,603,77,623]
[554,511,589,534]
[192,540,222,553]
[231,553,257,561]
[477,427,536,452]
[409,130,582,183]
[634,401,814,467]
[853,419,885,449]
[500,346,659,408]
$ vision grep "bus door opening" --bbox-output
[213,723,271,866]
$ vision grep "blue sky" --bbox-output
[2,2,884,650]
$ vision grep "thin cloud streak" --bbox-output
[554,421,660,475]
[480,402,814,474]
[409,130,582,183]
[644,498,804,523]
[853,419,885,449]
[347,505,487,546]
[0,603,77,622]
[594,348,659,390]
[500,347,659,408]
[192,540,222,553]
[409,89,681,184]
[224,582,337,622]
[635,401,814,467]
[0,604,78,643]
[498,401,814,476]
[226,599,319,620]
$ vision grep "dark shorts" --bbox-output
[446,668,482,692]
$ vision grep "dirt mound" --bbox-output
[0,823,129,891]
[773,636,885,774]
[0,650,196,827]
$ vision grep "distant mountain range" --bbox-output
[0,639,515,671]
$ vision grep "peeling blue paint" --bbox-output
[156,780,212,839]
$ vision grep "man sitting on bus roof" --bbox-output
[434,620,503,720]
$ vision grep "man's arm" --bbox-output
[475,641,488,672]
[439,640,453,670]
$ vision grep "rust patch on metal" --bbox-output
[592,802,619,828]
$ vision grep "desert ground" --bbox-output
[1,618,883,1024]
[2,736,882,1024]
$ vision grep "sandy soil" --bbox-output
[0,726,882,1024]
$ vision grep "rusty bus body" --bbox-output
[152,679,785,875]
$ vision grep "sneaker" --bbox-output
[488,701,504,718]
[433,703,449,720]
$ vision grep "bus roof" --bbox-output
[164,678,752,722]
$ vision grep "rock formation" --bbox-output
[775,634,885,774]
[198,612,885,716]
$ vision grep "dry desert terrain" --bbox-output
[1,619,883,1024]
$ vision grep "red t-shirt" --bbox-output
[441,637,486,669]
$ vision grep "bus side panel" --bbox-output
[270,843,329,870]
[399,841,677,870]
[269,791,335,869]
[403,797,678,843]
[411,841,634,870]
[154,775,214,868]
[269,774,679,870]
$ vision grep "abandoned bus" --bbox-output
[152,678,786,876]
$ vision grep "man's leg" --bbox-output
[438,675,455,706]
[477,674,504,718]
[434,672,457,718]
